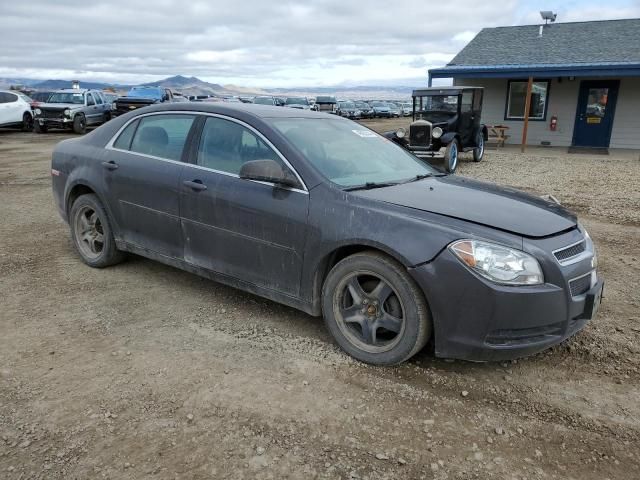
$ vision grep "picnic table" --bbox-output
[486,125,510,148]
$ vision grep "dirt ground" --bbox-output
[0,122,639,480]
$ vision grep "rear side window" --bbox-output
[129,114,195,161]
[0,92,18,103]
[113,119,139,150]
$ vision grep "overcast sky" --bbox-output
[1,0,639,87]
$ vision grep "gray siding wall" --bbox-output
[610,77,640,149]
[455,77,640,149]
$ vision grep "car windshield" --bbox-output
[371,102,386,107]
[286,97,308,105]
[272,118,437,187]
[253,97,274,105]
[18,93,33,102]
[355,102,368,108]
[47,92,85,104]
[340,102,355,108]
[417,95,458,112]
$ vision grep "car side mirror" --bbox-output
[239,159,300,189]
[162,94,169,101]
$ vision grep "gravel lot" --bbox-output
[1,122,639,480]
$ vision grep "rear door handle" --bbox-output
[101,161,118,171]
[183,179,207,191]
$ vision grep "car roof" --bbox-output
[55,88,90,93]
[412,86,483,96]
[139,102,336,120]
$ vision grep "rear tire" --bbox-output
[444,139,459,173]
[72,114,87,134]
[473,131,484,162]
[322,251,431,365]
[69,194,125,268]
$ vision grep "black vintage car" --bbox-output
[387,87,487,173]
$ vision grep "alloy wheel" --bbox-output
[334,272,405,353]
[74,206,105,259]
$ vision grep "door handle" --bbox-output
[101,161,118,171]
[183,179,207,191]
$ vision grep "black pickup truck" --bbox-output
[112,86,177,116]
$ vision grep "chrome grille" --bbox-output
[569,273,592,297]
[40,109,64,119]
[554,241,586,263]
[409,123,431,147]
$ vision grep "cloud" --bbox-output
[0,0,635,87]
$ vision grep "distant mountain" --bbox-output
[1,74,421,99]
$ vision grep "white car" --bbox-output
[0,90,34,131]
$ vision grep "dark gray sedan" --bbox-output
[51,103,603,365]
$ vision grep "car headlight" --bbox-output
[35,108,41,115]
[449,239,544,285]
[64,109,71,117]
[395,128,406,138]
[432,127,443,139]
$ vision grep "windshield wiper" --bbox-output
[400,173,448,184]
[343,181,400,192]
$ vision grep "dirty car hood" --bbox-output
[352,176,577,238]
[39,103,79,110]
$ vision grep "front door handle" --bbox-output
[101,161,118,171]
[183,179,207,191]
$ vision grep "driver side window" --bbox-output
[197,117,284,175]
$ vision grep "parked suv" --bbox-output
[112,86,177,117]
[34,89,111,134]
[0,90,34,131]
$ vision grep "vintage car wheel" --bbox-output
[69,194,125,268]
[21,112,33,132]
[73,114,87,134]
[322,251,431,365]
[34,121,47,134]
[444,139,459,173]
[473,132,485,162]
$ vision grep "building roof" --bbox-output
[430,18,640,80]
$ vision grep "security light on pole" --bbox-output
[540,11,557,24]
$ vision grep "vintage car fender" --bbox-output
[440,132,458,145]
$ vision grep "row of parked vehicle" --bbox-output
[0,85,185,134]
[0,83,413,136]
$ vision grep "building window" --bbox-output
[505,79,550,121]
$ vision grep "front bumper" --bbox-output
[407,145,444,159]
[409,248,602,362]
[37,117,73,128]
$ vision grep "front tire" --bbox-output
[34,121,47,133]
[444,139,459,173]
[322,251,431,365]
[21,112,33,132]
[72,114,87,134]
[69,194,125,268]
[473,131,484,162]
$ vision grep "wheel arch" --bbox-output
[440,132,460,146]
[309,242,412,316]
[478,125,488,142]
